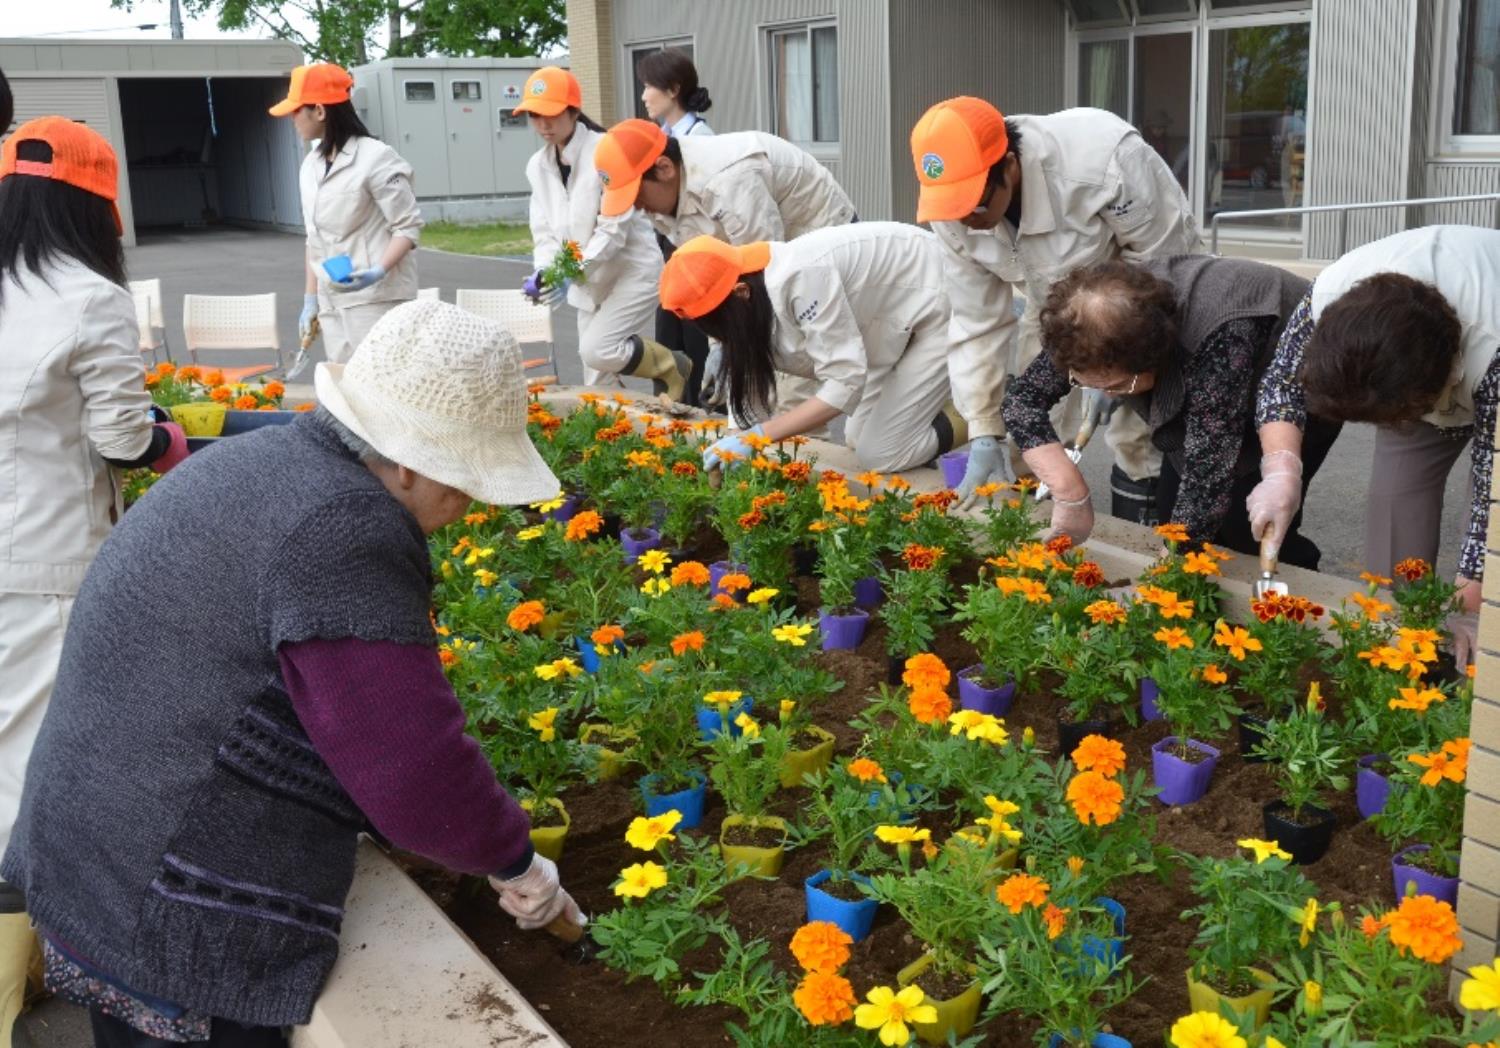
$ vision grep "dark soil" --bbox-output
[914,966,977,1002]
[722,823,787,849]
[1165,742,1214,765]
[527,803,567,829]
[419,563,1429,1047]
[1265,801,1335,829]
[816,874,870,903]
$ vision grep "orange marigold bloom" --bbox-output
[1385,894,1462,964]
[885,475,911,492]
[902,653,951,691]
[1154,626,1194,650]
[1045,534,1074,555]
[1071,735,1126,777]
[565,511,604,541]
[1408,741,1469,786]
[201,369,225,387]
[1066,770,1125,826]
[670,560,711,587]
[671,630,705,656]
[901,544,945,571]
[1152,591,1195,619]
[209,385,234,403]
[1042,903,1070,941]
[1182,551,1221,576]
[671,460,698,477]
[1394,558,1431,582]
[1085,600,1127,625]
[262,380,285,398]
[1213,621,1263,661]
[1361,913,1388,939]
[1155,522,1190,543]
[1361,571,1394,587]
[718,572,752,594]
[438,648,458,667]
[1388,687,1446,713]
[793,970,857,1026]
[709,593,737,611]
[908,687,953,725]
[737,509,765,530]
[1202,664,1229,684]
[591,624,625,646]
[781,460,812,483]
[847,758,887,784]
[1350,592,1393,621]
[233,394,259,411]
[507,600,546,632]
[996,872,1050,914]
[1073,561,1106,588]
[790,921,853,973]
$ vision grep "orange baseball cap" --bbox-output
[595,118,668,217]
[659,236,772,320]
[910,97,1010,223]
[268,63,354,117]
[0,116,122,233]
[512,66,582,117]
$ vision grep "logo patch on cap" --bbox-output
[598,170,611,186]
[921,152,945,180]
[530,79,547,95]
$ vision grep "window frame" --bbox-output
[1430,0,1500,158]
[618,35,696,122]
[450,79,483,102]
[763,18,841,155]
[402,80,438,104]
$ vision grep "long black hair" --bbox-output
[638,48,712,114]
[0,140,127,302]
[692,271,777,423]
[570,107,607,133]
[314,100,373,161]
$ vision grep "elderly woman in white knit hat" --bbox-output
[4,300,581,1047]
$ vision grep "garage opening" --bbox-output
[118,77,303,235]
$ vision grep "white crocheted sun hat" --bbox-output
[314,298,558,506]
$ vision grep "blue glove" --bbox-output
[331,265,387,293]
[539,278,572,309]
[298,293,319,341]
[956,436,1008,509]
[703,424,764,471]
[522,270,546,302]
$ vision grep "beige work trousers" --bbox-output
[843,313,954,472]
[0,593,72,857]
[576,280,659,388]
[1364,420,1473,578]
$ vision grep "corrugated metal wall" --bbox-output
[1304,0,1418,257]
[885,0,1068,224]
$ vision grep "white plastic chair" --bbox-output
[129,278,167,361]
[417,287,442,301]
[455,288,556,377]
[131,288,165,365]
[181,293,282,382]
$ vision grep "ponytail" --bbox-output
[570,107,607,133]
[693,271,776,423]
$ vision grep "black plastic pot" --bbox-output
[1263,800,1337,865]
[1057,715,1112,757]
[793,542,819,577]
[887,655,905,686]
[1238,712,1273,763]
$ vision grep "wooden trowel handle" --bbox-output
[1259,537,1278,577]
[545,912,586,943]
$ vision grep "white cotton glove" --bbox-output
[957,436,1008,509]
[330,265,386,293]
[1446,611,1479,673]
[1245,450,1303,559]
[1049,492,1095,544]
[298,293,319,342]
[538,278,572,310]
[489,853,585,931]
[699,342,726,408]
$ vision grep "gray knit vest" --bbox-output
[1128,255,1310,475]
[2,414,435,1027]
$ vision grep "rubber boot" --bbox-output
[0,913,34,1046]
[931,402,969,455]
[624,336,691,403]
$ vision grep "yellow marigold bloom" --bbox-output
[1182,551,1221,575]
[1295,898,1320,947]
[854,985,937,1047]
[1460,958,1500,1012]
[1155,522,1191,544]
[1154,626,1194,650]
[1085,600,1128,625]
[948,709,1009,745]
[1067,855,1085,879]
[527,707,559,742]
[1304,980,1323,1015]
[951,829,987,847]
[638,549,671,574]
[780,699,797,719]
[516,526,545,542]
[772,623,815,646]
[640,577,672,597]
[474,568,498,587]
[996,872,1050,914]
[1386,893,1462,964]
[977,796,1023,844]
[793,971,856,1026]
[1213,621,1263,661]
[734,712,761,738]
[534,658,582,681]
[790,920,853,974]
[703,690,743,708]
[1169,1011,1246,1048]
[1236,838,1292,863]
[624,810,682,851]
[530,494,566,513]
[463,545,496,566]
[874,825,931,846]
[613,861,667,899]
[1389,686,1446,713]
[746,587,779,604]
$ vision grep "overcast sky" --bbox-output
[6,0,312,45]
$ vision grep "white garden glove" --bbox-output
[538,278,571,310]
[699,342,726,408]
[330,264,387,293]
[489,853,585,931]
[298,293,319,342]
[1245,450,1303,559]
[1049,492,1095,544]
[1446,611,1479,673]
[957,436,1008,509]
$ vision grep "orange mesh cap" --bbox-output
[595,119,668,217]
[659,236,772,320]
[910,97,1009,223]
[268,63,354,117]
[512,66,582,117]
[0,116,122,233]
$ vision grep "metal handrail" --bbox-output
[1209,192,1500,254]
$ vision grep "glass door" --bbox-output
[1133,31,1195,194]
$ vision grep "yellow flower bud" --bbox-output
[1303,979,1323,1015]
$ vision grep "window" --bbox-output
[451,80,482,102]
[1069,0,1129,25]
[1454,0,1500,135]
[403,81,436,103]
[768,22,839,145]
[627,39,694,120]
[499,111,528,129]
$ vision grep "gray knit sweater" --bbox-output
[1,413,435,1027]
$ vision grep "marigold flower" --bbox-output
[996,872,1050,914]
[779,699,797,720]
[638,549,671,574]
[1042,903,1070,940]
[1071,735,1126,777]
[640,577,672,597]
[1237,838,1292,864]
[902,653,951,691]
[901,544,945,571]
[1295,898,1320,947]
[908,687,953,725]
[1389,686,1446,713]
[1067,856,1086,879]
[614,861,667,899]
[232,394,258,410]
[794,970,857,1026]
[1212,621,1263,661]
[948,709,1009,745]
[977,795,1023,844]
[1303,979,1323,1015]
[507,600,546,631]
[1201,664,1228,684]
[709,593,737,611]
[1154,626,1194,650]
[1085,599,1128,625]
[527,707,559,742]
[669,560,710,587]
[1073,561,1106,588]
[1395,557,1431,582]
[670,631,705,656]
[565,511,603,541]
[1460,958,1500,1012]
[1153,591,1195,619]
[781,460,812,483]
[1409,739,1470,786]
[847,758,886,783]
[1360,570,1394,587]
[973,481,1003,498]
[854,985,937,1047]
[621,812,683,855]
[874,825,931,847]
[735,712,761,738]
[438,648,458,667]
[516,526,545,541]
[209,385,234,403]
[772,623,815,646]
[1155,522,1191,543]
[717,572,751,594]
[1182,551,1221,576]
[747,587,779,604]
[201,368,224,387]
[704,690,743,707]
[1067,770,1124,826]
[1168,1011,1246,1048]
[474,568,498,588]
[1350,592,1392,621]
[1386,893,1462,963]
[738,509,766,530]
[534,657,582,681]
[671,460,698,477]
[592,624,625,648]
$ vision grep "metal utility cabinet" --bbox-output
[351,57,560,223]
